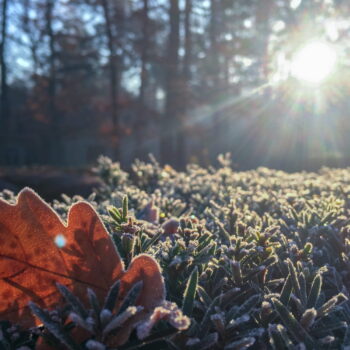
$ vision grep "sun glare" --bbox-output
[290,42,337,84]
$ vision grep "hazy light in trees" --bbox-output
[290,42,337,84]
[272,21,286,32]
[325,21,339,41]
[290,0,302,10]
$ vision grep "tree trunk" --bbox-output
[0,0,9,124]
[256,0,274,81]
[101,0,120,160]
[209,0,220,90]
[177,0,192,167]
[161,0,180,166]
[0,0,9,164]
[183,0,192,81]
[46,0,61,164]
[23,0,39,75]
[136,0,149,159]
[139,0,149,107]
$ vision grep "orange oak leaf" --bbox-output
[0,188,165,338]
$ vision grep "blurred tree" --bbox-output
[101,0,119,129]
[139,0,149,107]
[0,0,9,122]
[178,0,193,165]
[0,0,349,169]
[161,0,180,165]
[45,0,62,163]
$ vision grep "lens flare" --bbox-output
[54,234,67,248]
[290,42,337,84]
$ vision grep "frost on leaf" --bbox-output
[0,187,165,338]
[137,301,190,340]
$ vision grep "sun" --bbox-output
[290,42,337,84]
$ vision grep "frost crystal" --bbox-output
[137,301,190,340]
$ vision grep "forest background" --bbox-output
[1,0,350,173]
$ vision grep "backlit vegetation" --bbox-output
[2,155,350,349]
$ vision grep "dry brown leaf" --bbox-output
[0,188,165,339]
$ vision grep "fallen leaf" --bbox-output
[0,188,165,338]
